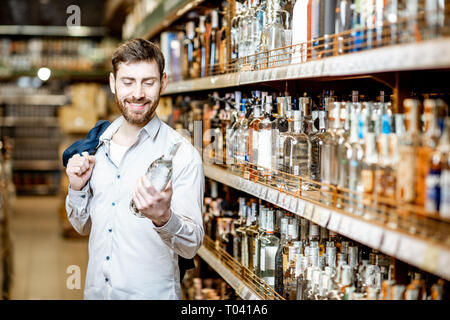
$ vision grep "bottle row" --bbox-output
[157,0,449,81]
[1,105,58,118]
[203,187,448,300]
[171,89,450,224]
[0,38,118,71]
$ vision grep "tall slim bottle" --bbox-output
[396,99,422,233]
[209,9,220,75]
[417,99,441,208]
[258,95,274,180]
[323,0,337,56]
[260,209,280,288]
[320,102,341,206]
[291,0,311,63]
[438,118,450,218]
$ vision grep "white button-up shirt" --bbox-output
[65,115,204,300]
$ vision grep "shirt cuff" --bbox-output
[68,183,90,209]
[153,209,183,236]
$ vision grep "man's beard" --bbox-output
[115,95,159,126]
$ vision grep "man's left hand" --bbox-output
[133,176,173,227]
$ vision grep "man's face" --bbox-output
[110,60,167,126]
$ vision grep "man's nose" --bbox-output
[133,84,145,100]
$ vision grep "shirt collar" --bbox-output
[99,114,162,143]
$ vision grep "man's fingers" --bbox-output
[142,176,158,197]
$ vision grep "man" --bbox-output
[65,39,204,300]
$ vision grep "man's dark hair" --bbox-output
[111,38,165,79]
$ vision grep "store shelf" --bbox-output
[162,38,450,95]
[13,160,61,171]
[0,95,68,106]
[197,246,262,300]
[203,164,450,281]
[0,70,110,81]
[127,0,205,40]
[0,117,59,127]
[0,25,107,37]
[197,235,284,300]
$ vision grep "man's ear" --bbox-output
[160,72,168,95]
[109,72,116,94]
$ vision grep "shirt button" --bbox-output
[105,278,109,282]
[112,202,115,206]
[106,256,110,261]
[108,229,112,233]
[81,195,86,199]
[117,175,120,179]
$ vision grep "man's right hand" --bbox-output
[66,151,96,191]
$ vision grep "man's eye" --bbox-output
[123,81,132,85]
[145,82,154,86]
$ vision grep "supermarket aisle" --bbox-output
[8,196,89,300]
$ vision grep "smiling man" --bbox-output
[65,39,204,300]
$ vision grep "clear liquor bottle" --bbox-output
[375,114,396,220]
[347,106,364,215]
[320,102,341,206]
[248,92,263,176]
[198,15,207,78]
[283,110,311,192]
[260,0,286,68]
[231,1,244,60]
[231,98,247,173]
[129,142,181,218]
[260,209,280,288]
[258,95,274,180]
[209,9,220,75]
[337,102,352,209]
[291,0,311,63]
[272,96,290,187]
[310,107,327,189]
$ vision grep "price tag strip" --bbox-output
[289,197,298,213]
[327,211,341,232]
[318,208,331,227]
[436,249,450,281]
[396,235,427,270]
[296,199,306,217]
[380,230,400,257]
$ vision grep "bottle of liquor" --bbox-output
[183,21,196,79]
[361,113,379,219]
[397,99,422,233]
[283,109,311,192]
[274,215,292,294]
[283,246,299,299]
[375,113,396,218]
[260,209,280,288]
[291,0,311,63]
[248,91,263,175]
[253,205,267,277]
[438,117,450,218]
[218,12,228,74]
[321,102,341,206]
[323,0,337,57]
[273,96,290,187]
[209,9,220,75]
[197,15,208,78]
[335,0,352,54]
[417,99,442,208]
[310,105,327,187]
[260,0,287,68]
[246,200,260,272]
[337,102,352,208]
[258,95,274,180]
[231,1,243,61]
[129,142,181,218]
[310,0,325,59]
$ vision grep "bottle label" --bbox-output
[265,246,278,270]
[258,129,272,169]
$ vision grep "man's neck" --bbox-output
[113,116,153,146]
